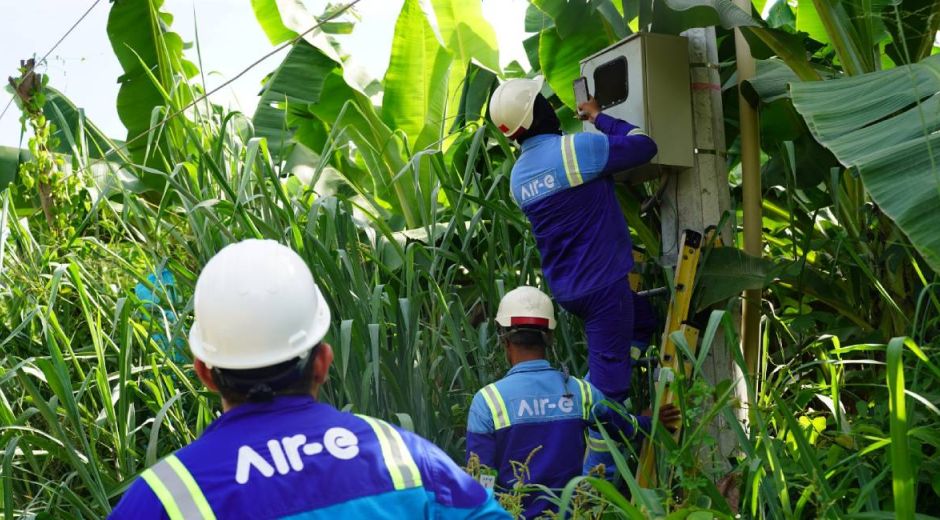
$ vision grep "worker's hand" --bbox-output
[642,403,682,433]
[577,97,602,123]
[658,403,682,432]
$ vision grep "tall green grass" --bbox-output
[0,107,596,515]
[546,310,940,518]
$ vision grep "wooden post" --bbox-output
[734,0,763,381]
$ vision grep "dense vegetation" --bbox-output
[0,0,938,518]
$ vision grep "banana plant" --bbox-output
[107,0,199,172]
[250,0,500,230]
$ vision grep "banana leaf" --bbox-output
[791,54,940,272]
[252,42,339,157]
[656,0,757,34]
[381,0,453,152]
[0,147,22,192]
[107,0,196,165]
[429,0,499,72]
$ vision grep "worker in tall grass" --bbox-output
[488,78,659,473]
[110,240,509,519]
[466,286,679,518]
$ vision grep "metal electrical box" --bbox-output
[581,33,694,181]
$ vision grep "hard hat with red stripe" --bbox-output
[495,286,556,330]
[489,76,545,139]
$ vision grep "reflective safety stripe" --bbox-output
[140,454,216,520]
[575,378,592,420]
[560,135,583,187]
[586,434,611,452]
[480,384,511,430]
[627,127,649,137]
[357,415,423,490]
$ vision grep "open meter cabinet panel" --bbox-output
[581,32,694,182]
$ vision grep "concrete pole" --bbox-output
[660,27,733,261]
[660,26,742,467]
[733,0,763,379]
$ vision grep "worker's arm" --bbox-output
[466,392,498,469]
[588,385,652,440]
[579,98,658,174]
[403,430,511,519]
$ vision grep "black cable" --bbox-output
[39,0,105,66]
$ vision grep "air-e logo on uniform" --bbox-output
[235,427,359,484]
[515,395,574,418]
[518,173,557,203]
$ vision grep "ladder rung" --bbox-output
[637,286,668,298]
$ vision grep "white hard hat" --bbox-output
[188,239,331,370]
[495,286,556,330]
[490,76,545,138]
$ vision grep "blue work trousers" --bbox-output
[558,278,635,403]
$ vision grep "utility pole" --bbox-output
[660,26,742,468]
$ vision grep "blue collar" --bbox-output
[507,359,553,376]
[520,133,559,152]
[205,395,322,433]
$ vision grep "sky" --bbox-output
[0,0,530,147]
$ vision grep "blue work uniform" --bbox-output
[111,395,508,519]
[510,114,657,404]
[466,360,650,519]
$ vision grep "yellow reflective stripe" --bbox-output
[140,454,215,520]
[480,384,511,430]
[586,435,611,452]
[560,135,583,187]
[357,415,423,490]
[141,468,185,520]
[165,456,216,520]
[576,378,592,420]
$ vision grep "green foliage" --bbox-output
[547,312,940,518]
[527,1,618,108]
[107,0,197,167]
[429,0,499,72]
[382,0,453,150]
[790,55,940,274]
[1,0,939,518]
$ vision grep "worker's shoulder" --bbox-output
[108,471,164,519]
[490,368,566,396]
[347,412,439,459]
[384,421,493,509]
[570,131,609,152]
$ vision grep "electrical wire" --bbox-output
[0,0,104,127]
[39,0,105,67]
[108,0,362,158]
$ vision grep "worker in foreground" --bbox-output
[110,239,509,520]
[489,77,659,472]
[466,286,679,519]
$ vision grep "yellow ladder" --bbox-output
[635,229,703,488]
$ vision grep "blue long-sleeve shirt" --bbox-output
[510,114,657,300]
[111,396,508,519]
[466,360,651,519]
